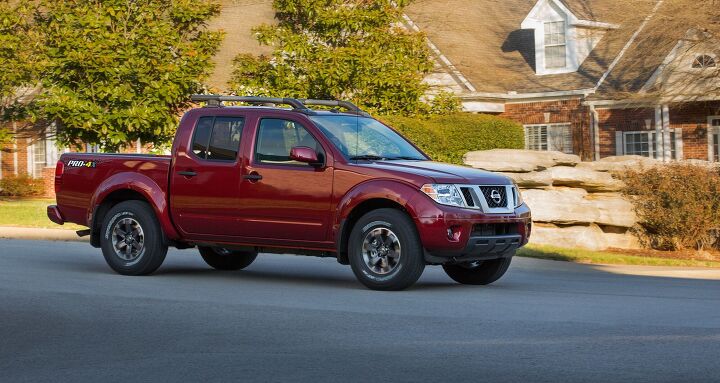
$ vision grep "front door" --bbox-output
[170,115,246,238]
[237,116,334,243]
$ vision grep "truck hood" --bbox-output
[364,160,512,185]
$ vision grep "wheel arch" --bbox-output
[335,180,422,264]
[89,173,179,247]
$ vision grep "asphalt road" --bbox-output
[1,239,720,382]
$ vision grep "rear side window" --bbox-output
[191,116,244,161]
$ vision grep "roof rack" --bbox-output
[189,94,369,116]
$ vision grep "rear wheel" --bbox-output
[442,256,512,285]
[100,200,167,275]
[348,208,425,291]
[199,246,258,270]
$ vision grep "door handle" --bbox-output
[178,170,197,177]
[243,172,262,182]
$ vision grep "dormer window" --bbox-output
[544,21,567,69]
[692,55,716,69]
[521,0,617,75]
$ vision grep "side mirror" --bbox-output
[290,146,320,165]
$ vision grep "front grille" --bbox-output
[479,186,507,208]
[472,223,519,236]
[459,187,475,207]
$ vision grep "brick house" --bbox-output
[3,0,719,196]
[405,0,720,161]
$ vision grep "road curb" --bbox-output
[0,226,88,242]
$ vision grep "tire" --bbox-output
[348,208,425,291]
[199,246,258,270]
[100,200,168,276]
[442,256,513,285]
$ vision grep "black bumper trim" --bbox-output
[425,234,523,263]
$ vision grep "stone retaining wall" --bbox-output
[463,149,658,250]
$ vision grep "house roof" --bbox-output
[205,0,275,91]
[405,0,662,97]
[207,0,677,100]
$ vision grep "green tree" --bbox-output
[0,0,43,145]
[229,0,436,115]
[36,0,223,151]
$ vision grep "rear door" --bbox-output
[170,114,247,238]
[235,115,334,243]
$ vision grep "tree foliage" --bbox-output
[229,0,440,115]
[35,0,223,151]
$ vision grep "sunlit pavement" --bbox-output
[1,239,719,382]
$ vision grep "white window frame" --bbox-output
[707,116,720,162]
[544,21,567,69]
[616,129,683,160]
[692,54,717,69]
[524,123,573,154]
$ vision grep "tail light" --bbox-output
[54,160,64,194]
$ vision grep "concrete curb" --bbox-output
[590,263,720,280]
[0,226,88,242]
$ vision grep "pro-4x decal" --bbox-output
[67,160,97,168]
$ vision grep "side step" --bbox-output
[76,229,91,237]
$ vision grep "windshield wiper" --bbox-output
[385,156,426,161]
[349,155,387,161]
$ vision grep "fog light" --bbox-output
[447,225,461,241]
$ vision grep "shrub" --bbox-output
[0,174,45,197]
[620,163,720,250]
[380,113,524,165]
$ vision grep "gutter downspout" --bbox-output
[590,105,600,161]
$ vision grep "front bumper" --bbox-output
[410,195,531,263]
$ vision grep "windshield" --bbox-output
[309,115,428,161]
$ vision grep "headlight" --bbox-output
[512,183,524,208]
[421,184,465,208]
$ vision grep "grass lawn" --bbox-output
[518,245,720,268]
[0,199,84,230]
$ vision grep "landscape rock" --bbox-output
[522,188,635,228]
[500,171,553,188]
[576,155,660,172]
[549,166,625,192]
[529,223,640,250]
[529,224,608,251]
[464,149,580,172]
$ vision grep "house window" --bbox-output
[692,55,716,69]
[525,124,572,153]
[708,117,720,161]
[620,130,680,159]
[544,21,566,69]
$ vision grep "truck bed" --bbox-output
[55,153,171,227]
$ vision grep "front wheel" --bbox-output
[199,247,258,270]
[442,256,512,285]
[100,200,168,275]
[348,209,425,291]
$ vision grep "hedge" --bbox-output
[380,113,524,165]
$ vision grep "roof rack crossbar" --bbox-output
[298,99,362,112]
[190,95,306,109]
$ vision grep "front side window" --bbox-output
[525,124,572,154]
[255,118,323,166]
[309,115,427,161]
[191,116,244,161]
[544,21,566,69]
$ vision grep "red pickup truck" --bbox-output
[48,95,531,290]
